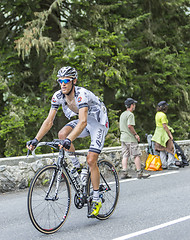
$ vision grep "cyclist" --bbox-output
[26,66,109,218]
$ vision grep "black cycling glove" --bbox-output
[27,138,39,148]
[59,138,71,150]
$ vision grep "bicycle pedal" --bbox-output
[87,214,96,218]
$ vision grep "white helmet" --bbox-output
[57,66,78,79]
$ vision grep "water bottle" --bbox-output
[80,168,88,186]
[72,168,79,178]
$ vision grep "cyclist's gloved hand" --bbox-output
[59,138,71,150]
[27,138,39,149]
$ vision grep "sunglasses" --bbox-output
[57,78,74,84]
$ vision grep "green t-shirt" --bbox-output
[152,111,173,147]
[119,110,137,143]
[155,112,168,127]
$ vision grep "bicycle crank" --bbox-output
[74,193,85,209]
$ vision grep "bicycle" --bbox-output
[27,139,120,234]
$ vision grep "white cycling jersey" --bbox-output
[51,86,108,127]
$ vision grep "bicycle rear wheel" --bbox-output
[28,165,71,234]
[87,159,119,220]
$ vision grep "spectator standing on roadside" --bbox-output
[119,98,150,179]
[151,101,179,170]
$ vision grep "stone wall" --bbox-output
[0,140,189,193]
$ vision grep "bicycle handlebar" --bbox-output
[28,139,87,158]
[30,141,59,158]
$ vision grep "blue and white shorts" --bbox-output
[66,116,108,154]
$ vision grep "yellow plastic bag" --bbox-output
[145,154,155,169]
[145,154,162,171]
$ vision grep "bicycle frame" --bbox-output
[32,141,88,198]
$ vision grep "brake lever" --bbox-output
[27,149,30,157]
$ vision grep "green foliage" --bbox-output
[0,0,189,156]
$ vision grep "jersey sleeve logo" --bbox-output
[52,97,56,103]
[77,97,82,103]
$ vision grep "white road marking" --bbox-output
[150,171,179,178]
[112,215,190,240]
[119,171,179,183]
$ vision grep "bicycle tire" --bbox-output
[28,165,71,234]
[87,159,119,220]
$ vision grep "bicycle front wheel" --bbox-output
[28,165,71,234]
[87,159,120,220]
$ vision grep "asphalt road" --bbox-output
[1,166,190,240]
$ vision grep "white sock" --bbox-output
[93,189,100,202]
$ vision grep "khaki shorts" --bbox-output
[121,142,141,158]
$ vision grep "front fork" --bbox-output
[45,168,62,201]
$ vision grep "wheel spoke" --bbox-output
[87,159,119,220]
[28,165,71,234]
